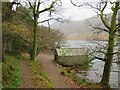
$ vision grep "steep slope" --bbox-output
[51,13,115,40]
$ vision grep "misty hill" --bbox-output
[51,13,116,40]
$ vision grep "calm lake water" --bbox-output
[61,40,119,88]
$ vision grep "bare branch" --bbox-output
[15,33,30,44]
[112,52,118,55]
[94,56,105,62]
[114,23,120,32]
[56,0,62,6]
[33,0,37,11]
[101,2,107,12]
[38,0,57,14]
[11,1,20,7]
[70,0,83,7]
[90,41,108,49]
[100,12,111,30]
[95,27,109,32]
[86,2,101,12]
[27,0,33,9]
[86,2,111,30]
[38,17,66,23]
[38,18,52,23]
[37,0,40,12]
[89,22,109,33]
[95,50,106,54]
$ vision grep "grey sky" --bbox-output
[60,0,113,21]
[10,0,113,26]
[39,0,113,26]
[61,0,96,21]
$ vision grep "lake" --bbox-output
[61,40,119,88]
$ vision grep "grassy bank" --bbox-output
[27,60,53,88]
[2,54,22,88]
[59,66,108,89]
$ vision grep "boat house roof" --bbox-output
[55,48,86,56]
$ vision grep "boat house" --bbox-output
[54,48,87,66]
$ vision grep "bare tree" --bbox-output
[27,0,63,61]
[70,0,120,86]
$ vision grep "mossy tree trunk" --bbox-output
[100,2,119,85]
[31,12,38,61]
[28,0,58,61]
[100,30,115,85]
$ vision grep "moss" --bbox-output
[27,60,53,88]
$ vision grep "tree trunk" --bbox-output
[31,15,38,61]
[100,2,119,85]
[100,30,115,85]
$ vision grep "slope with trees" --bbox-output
[2,1,64,88]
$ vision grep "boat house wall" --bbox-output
[54,48,87,66]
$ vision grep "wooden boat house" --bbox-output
[54,48,87,66]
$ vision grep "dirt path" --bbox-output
[37,52,72,88]
[20,60,35,88]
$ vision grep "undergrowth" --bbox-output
[2,54,22,88]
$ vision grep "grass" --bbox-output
[2,54,22,88]
[59,66,110,89]
[27,60,53,88]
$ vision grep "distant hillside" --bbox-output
[51,12,119,40]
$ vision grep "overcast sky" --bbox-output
[60,0,96,21]
[10,0,113,26]
[60,0,113,21]
[39,0,113,26]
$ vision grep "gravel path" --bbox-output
[20,52,80,88]
[20,60,35,88]
[37,52,72,88]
